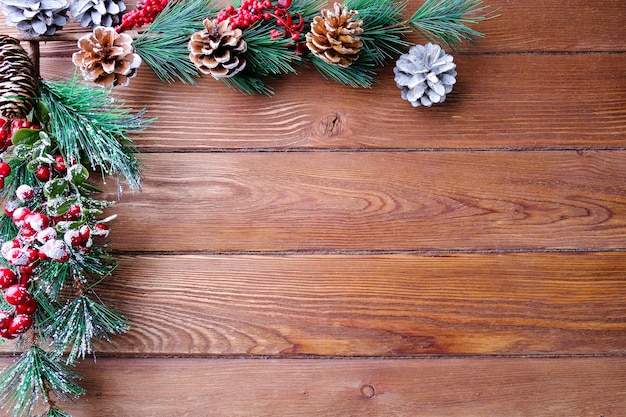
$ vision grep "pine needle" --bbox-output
[311,52,377,88]
[0,347,84,417]
[134,0,219,84]
[408,0,495,48]
[45,296,129,365]
[39,77,152,190]
[244,22,301,78]
[345,0,412,66]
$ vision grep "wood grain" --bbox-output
[0,357,623,417]
[29,53,626,151]
[2,252,624,356]
[103,151,626,252]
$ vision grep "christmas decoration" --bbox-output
[0,35,39,120]
[1,0,70,37]
[189,18,248,79]
[393,42,457,107]
[0,35,151,417]
[70,0,126,28]
[305,2,363,68]
[72,25,141,87]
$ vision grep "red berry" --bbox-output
[68,204,81,218]
[0,268,16,289]
[8,314,32,334]
[0,310,11,329]
[0,161,10,178]
[0,328,16,339]
[93,223,110,237]
[26,212,50,232]
[15,298,37,315]
[12,206,31,225]
[36,165,51,181]
[15,184,35,201]
[79,225,91,241]
[4,284,29,305]
[54,155,66,173]
[20,225,37,238]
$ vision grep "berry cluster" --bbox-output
[0,119,41,153]
[0,185,110,340]
[216,0,304,42]
[116,0,168,32]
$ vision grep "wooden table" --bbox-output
[1,0,625,415]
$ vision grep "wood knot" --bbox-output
[318,112,345,137]
[360,384,376,399]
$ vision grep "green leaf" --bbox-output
[11,128,40,146]
[47,197,75,217]
[43,178,68,199]
[67,164,89,184]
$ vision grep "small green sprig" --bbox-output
[38,77,152,190]
[0,346,85,417]
[134,0,220,84]
[408,0,495,48]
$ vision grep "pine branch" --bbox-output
[0,346,84,417]
[41,408,73,417]
[44,295,129,365]
[345,0,412,66]
[310,51,377,88]
[244,22,301,78]
[407,0,494,48]
[221,72,275,96]
[134,0,220,84]
[39,77,152,190]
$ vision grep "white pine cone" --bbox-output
[70,0,126,28]
[188,19,247,80]
[1,0,70,37]
[72,26,141,87]
[394,43,457,107]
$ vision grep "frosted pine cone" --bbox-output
[70,0,126,28]
[394,43,457,107]
[1,0,70,37]
[0,35,39,120]
[72,26,141,87]
[305,2,363,68]
[188,19,247,79]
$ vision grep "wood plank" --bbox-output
[3,252,623,356]
[104,151,626,252]
[2,0,626,55]
[0,356,623,416]
[31,53,626,151]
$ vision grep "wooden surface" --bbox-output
[2,0,626,416]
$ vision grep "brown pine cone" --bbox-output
[188,18,247,79]
[305,2,363,68]
[72,26,142,87]
[0,35,39,120]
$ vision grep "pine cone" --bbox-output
[72,26,142,87]
[393,43,457,107]
[305,2,363,68]
[1,0,70,37]
[188,19,247,79]
[0,36,39,120]
[70,0,126,28]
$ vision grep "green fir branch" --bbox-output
[0,346,84,417]
[45,295,129,365]
[407,0,494,48]
[134,0,219,84]
[345,0,412,66]
[39,78,152,190]
[41,408,73,417]
[310,52,377,88]
[244,22,301,78]
[222,72,275,96]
